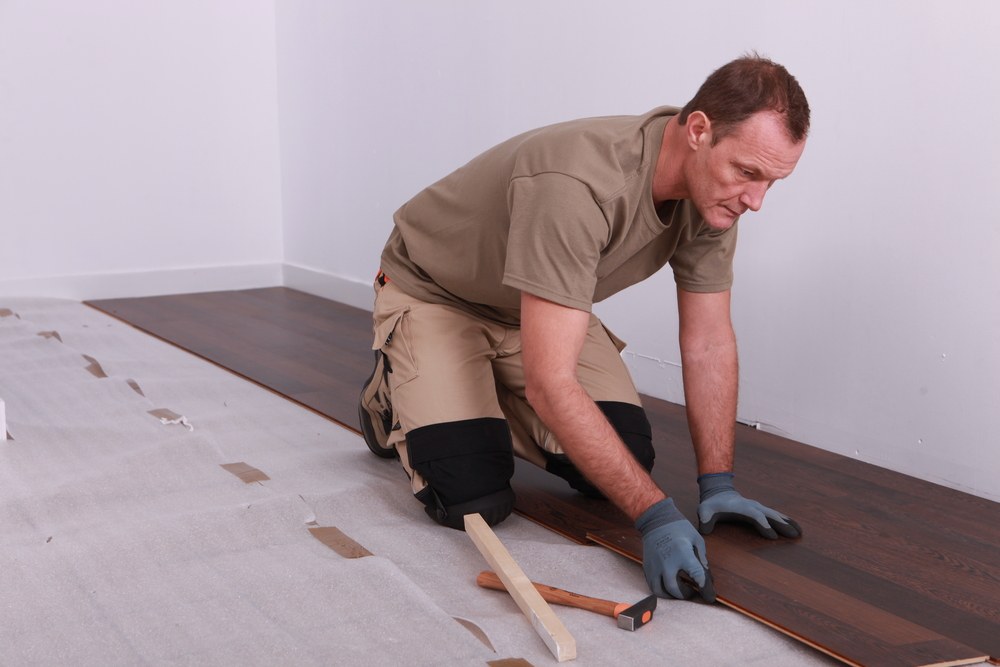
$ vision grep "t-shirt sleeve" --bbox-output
[669,220,738,293]
[502,173,608,311]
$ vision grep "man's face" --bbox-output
[684,111,806,230]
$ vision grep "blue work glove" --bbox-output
[636,498,716,602]
[697,473,802,539]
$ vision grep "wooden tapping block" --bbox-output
[464,513,577,662]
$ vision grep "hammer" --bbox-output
[476,570,657,631]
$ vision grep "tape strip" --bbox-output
[37,330,63,343]
[220,462,270,484]
[82,354,107,378]
[0,308,18,318]
[308,526,373,559]
[148,408,194,431]
[127,379,145,397]
[453,616,496,652]
[488,659,534,666]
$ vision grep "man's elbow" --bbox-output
[524,380,547,413]
[524,375,575,414]
[679,328,737,361]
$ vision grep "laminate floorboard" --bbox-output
[90,288,369,429]
[87,288,999,667]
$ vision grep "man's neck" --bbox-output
[651,117,691,205]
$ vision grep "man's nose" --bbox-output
[739,181,768,212]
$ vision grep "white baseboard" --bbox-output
[282,262,373,311]
[0,261,372,308]
[0,263,284,301]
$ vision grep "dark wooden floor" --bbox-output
[87,288,1000,667]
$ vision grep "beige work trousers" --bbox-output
[371,280,642,496]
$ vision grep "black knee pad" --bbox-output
[407,417,516,530]
[598,401,655,472]
[544,401,654,498]
[544,453,604,498]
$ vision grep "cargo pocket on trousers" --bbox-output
[372,307,418,388]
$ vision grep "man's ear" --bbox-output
[686,111,712,150]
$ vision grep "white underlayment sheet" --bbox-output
[0,299,839,666]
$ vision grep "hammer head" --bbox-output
[616,595,657,631]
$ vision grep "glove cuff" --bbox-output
[697,472,735,501]
[635,497,686,534]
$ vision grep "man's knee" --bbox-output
[598,401,655,471]
[407,417,516,530]
[544,401,654,498]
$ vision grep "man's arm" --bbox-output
[676,287,738,475]
[521,292,715,601]
[677,286,802,540]
[520,292,663,520]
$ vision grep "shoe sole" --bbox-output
[359,352,399,460]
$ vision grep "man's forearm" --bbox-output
[528,380,665,521]
[680,334,738,475]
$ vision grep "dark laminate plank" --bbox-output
[520,457,994,667]
[85,289,1000,667]
[588,525,988,667]
[724,444,1000,642]
[510,460,630,544]
[759,545,1000,657]
[526,433,996,661]
[89,289,371,428]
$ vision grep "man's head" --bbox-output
[679,53,810,146]
[665,54,810,230]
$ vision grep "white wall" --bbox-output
[275,1,1000,500]
[0,0,284,299]
[274,0,732,303]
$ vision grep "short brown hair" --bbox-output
[679,53,810,145]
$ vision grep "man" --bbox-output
[360,55,809,602]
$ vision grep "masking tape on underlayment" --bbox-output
[147,408,194,431]
[219,462,270,484]
[82,354,107,379]
[37,330,63,343]
[453,617,496,652]
[308,526,373,559]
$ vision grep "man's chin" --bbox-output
[704,214,738,231]
[693,202,738,231]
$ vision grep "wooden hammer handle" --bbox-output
[477,570,620,618]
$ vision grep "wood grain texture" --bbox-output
[87,288,999,667]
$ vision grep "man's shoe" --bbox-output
[359,350,399,459]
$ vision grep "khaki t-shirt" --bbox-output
[380,106,737,326]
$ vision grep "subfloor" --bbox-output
[0,298,838,666]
